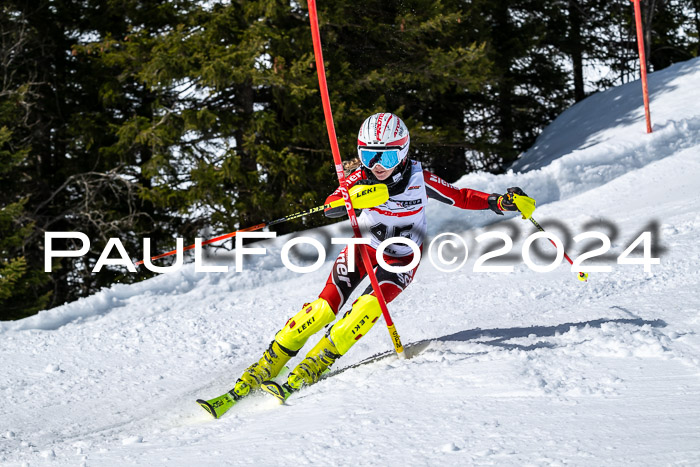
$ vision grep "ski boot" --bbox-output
[262,335,340,402]
[231,340,296,398]
[263,294,383,403]
[198,339,296,418]
[234,297,336,396]
[198,298,336,418]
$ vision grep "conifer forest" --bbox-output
[1,0,698,319]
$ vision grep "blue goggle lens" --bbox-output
[359,149,400,170]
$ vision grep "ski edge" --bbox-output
[196,398,221,419]
[196,365,291,419]
[260,381,292,404]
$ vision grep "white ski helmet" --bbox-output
[357,112,410,171]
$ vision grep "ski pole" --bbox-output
[511,194,588,282]
[528,216,589,282]
[135,184,390,266]
[135,218,287,266]
[307,0,405,358]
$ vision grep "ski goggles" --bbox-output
[359,148,401,170]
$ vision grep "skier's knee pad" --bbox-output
[329,295,382,355]
[275,298,336,352]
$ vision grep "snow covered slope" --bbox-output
[2,58,700,466]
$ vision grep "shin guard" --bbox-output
[329,295,382,355]
[275,298,336,352]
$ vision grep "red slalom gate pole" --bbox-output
[307,0,405,357]
[631,0,653,133]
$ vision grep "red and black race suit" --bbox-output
[319,160,490,313]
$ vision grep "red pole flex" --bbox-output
[307,0,405,357]
[631,0,653,133]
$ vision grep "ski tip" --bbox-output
[261,381,288,404]
[196,399,219,419]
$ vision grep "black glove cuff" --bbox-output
[324,206,363,218]
[487,194,504,215]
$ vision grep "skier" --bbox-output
[229,112,535,402]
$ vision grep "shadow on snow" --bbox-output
[340,316,667,372]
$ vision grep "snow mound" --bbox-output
[2,58,700,467]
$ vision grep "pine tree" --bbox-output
[648,0,700,70]
[310,0,492,180]
[0,1,196,318]
[463,0,572,169]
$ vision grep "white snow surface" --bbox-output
[2,58,700,466]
